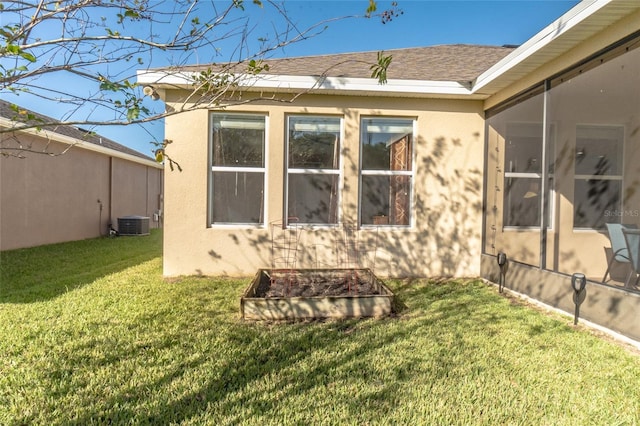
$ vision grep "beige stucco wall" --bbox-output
[162,93,486,278]
[0,133,163,251]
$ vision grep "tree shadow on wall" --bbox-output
[206,124,487,279]
[356,132,486,278]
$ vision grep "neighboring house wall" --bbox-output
[111,156,163,225]
[162,93,486,277]
[0,132,163,251]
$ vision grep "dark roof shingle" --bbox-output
[179,44,516,83]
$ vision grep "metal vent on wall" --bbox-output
[118,216,150,236]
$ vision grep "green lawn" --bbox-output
[1,230,639,425]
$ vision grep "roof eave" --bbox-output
[0,117,162,168]
[137,71,484,100]
[471,0,640,95]
[137,1,640,103]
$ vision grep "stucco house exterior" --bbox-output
[142,43,517,278]
[0,100,164,250]
[139,1,640,340]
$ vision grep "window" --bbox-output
[503,123,554,228]
[209,114,266,225]
[360,118,414,226]
[286,116,341,225]
[574,125,623,229]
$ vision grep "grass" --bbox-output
[1,231,640,425]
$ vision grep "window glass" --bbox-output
[362,119,413,171]
[210,114,266,225]
[287,116,341,225]
[505,123,543,174]
[212,171,264,223]
[289,117,340,169]
[500,122,554,229]
[574,179,621,229]
[575,126,623,176]
[288,174,339,224]
[504,177,542,227]
[361,175,411,225]
[360,118,414,226]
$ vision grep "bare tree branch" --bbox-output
[0,0,400,157]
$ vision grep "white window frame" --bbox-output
[209,113,268,228]
[285,115,343,227]
[359,117,416,228]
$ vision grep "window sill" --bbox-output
[209,223,266,230]
[503,226,554,232]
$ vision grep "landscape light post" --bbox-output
[571,273,587,325]
[496,252,508,293]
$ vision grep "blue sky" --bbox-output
[6,0,580,157]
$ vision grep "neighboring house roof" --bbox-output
[0,99,160,167]
[138,0,640,100]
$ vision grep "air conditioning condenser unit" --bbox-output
[118,216,150,236]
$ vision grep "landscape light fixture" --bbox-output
[571,272,587,325]
[571,273,586,293]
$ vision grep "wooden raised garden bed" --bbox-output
[241,268,395,320]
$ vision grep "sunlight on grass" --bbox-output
[1,232,639,424]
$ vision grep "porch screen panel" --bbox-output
[360,118,414,226]
[287,116,341,225]
[484,91,545,267]
[547,44,640,280]
[210,114,266,225]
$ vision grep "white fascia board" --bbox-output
[472,0,613,93]
[0,117,162,169]
[137,70,194,86]
[137,70,472,96]
[240,74,473,96]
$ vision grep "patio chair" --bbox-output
[622,228,640,289]
[601,223,637,283]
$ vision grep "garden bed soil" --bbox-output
[241,269,394,320]
[263,272,380,298]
